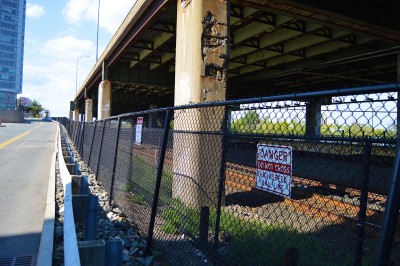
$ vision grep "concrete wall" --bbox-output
[0,110,24,123]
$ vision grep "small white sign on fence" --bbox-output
[256,144,292,198]
[135,117,143,145]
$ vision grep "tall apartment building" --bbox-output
[0,0,26,110]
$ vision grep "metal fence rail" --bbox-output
[54,84,400,266]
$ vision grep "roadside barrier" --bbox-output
[56,122,81,266]
[57,122,124,266]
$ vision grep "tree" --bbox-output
[17,96,32,112]
[28,100,44,118]
[231,110,260,133]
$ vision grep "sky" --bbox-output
[23,0,137,116]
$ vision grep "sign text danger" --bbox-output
[256,144,292,197]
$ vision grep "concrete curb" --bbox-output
[36,122,57,265]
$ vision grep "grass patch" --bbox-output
[131,193,146,205]
[127,155,173,205]
[124,181,134,192]
[160,199,353,265]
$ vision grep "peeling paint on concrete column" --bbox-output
[200,2,229,102]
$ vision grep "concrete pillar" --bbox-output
[305,102,322,138]
[85,99,93,122]
[69,111,73,120]
[74,108,79,121]
[149,104,158,128]
[173,0,229,207]
[98,80,111,120]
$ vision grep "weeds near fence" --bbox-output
[159,199,358,265]
[129,156,173,205]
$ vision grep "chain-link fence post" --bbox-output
[70,121,74,143]
[79,122,86,155]
[69,120,73,136]
[375,137,400,265]
[145,109,172,256]
[87,120,98,167]
[96,120,107,179]
[67,119,71,136]
[354,140,372,265]
[214,106,229,254]
[73,121,79,146]
[70,121,75,143]
[109,117,122,205]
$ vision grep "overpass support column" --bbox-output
[172,0,229,207]
[305,101,322,138]
[73,108,79,121]
[98,80,111,120]
[149,104,158,128]
[85,99,93,122]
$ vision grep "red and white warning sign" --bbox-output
[256,144,292,197]
[135,117,143,145]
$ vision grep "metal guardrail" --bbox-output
[56,122,81,266]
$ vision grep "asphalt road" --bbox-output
[0,120,57,258]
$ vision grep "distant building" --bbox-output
[0,0,26,110]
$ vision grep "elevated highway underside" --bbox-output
[74,0,400,117]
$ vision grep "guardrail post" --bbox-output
[145,109,172,256]
[109,117,122,205]
[78,240,105,265]
[85,195,98,241]
[354,140,372,265]
[80,175,89,195]
[96,121,107,179]
[105,240,123,266]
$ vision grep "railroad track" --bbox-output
[224,162,393,235]
[132,145,396,234]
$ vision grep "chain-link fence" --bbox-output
[54,85,400,265]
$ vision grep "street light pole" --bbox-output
[96,0,101,62]
[75,55,90,96]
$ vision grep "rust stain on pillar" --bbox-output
[201,1,228,102]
